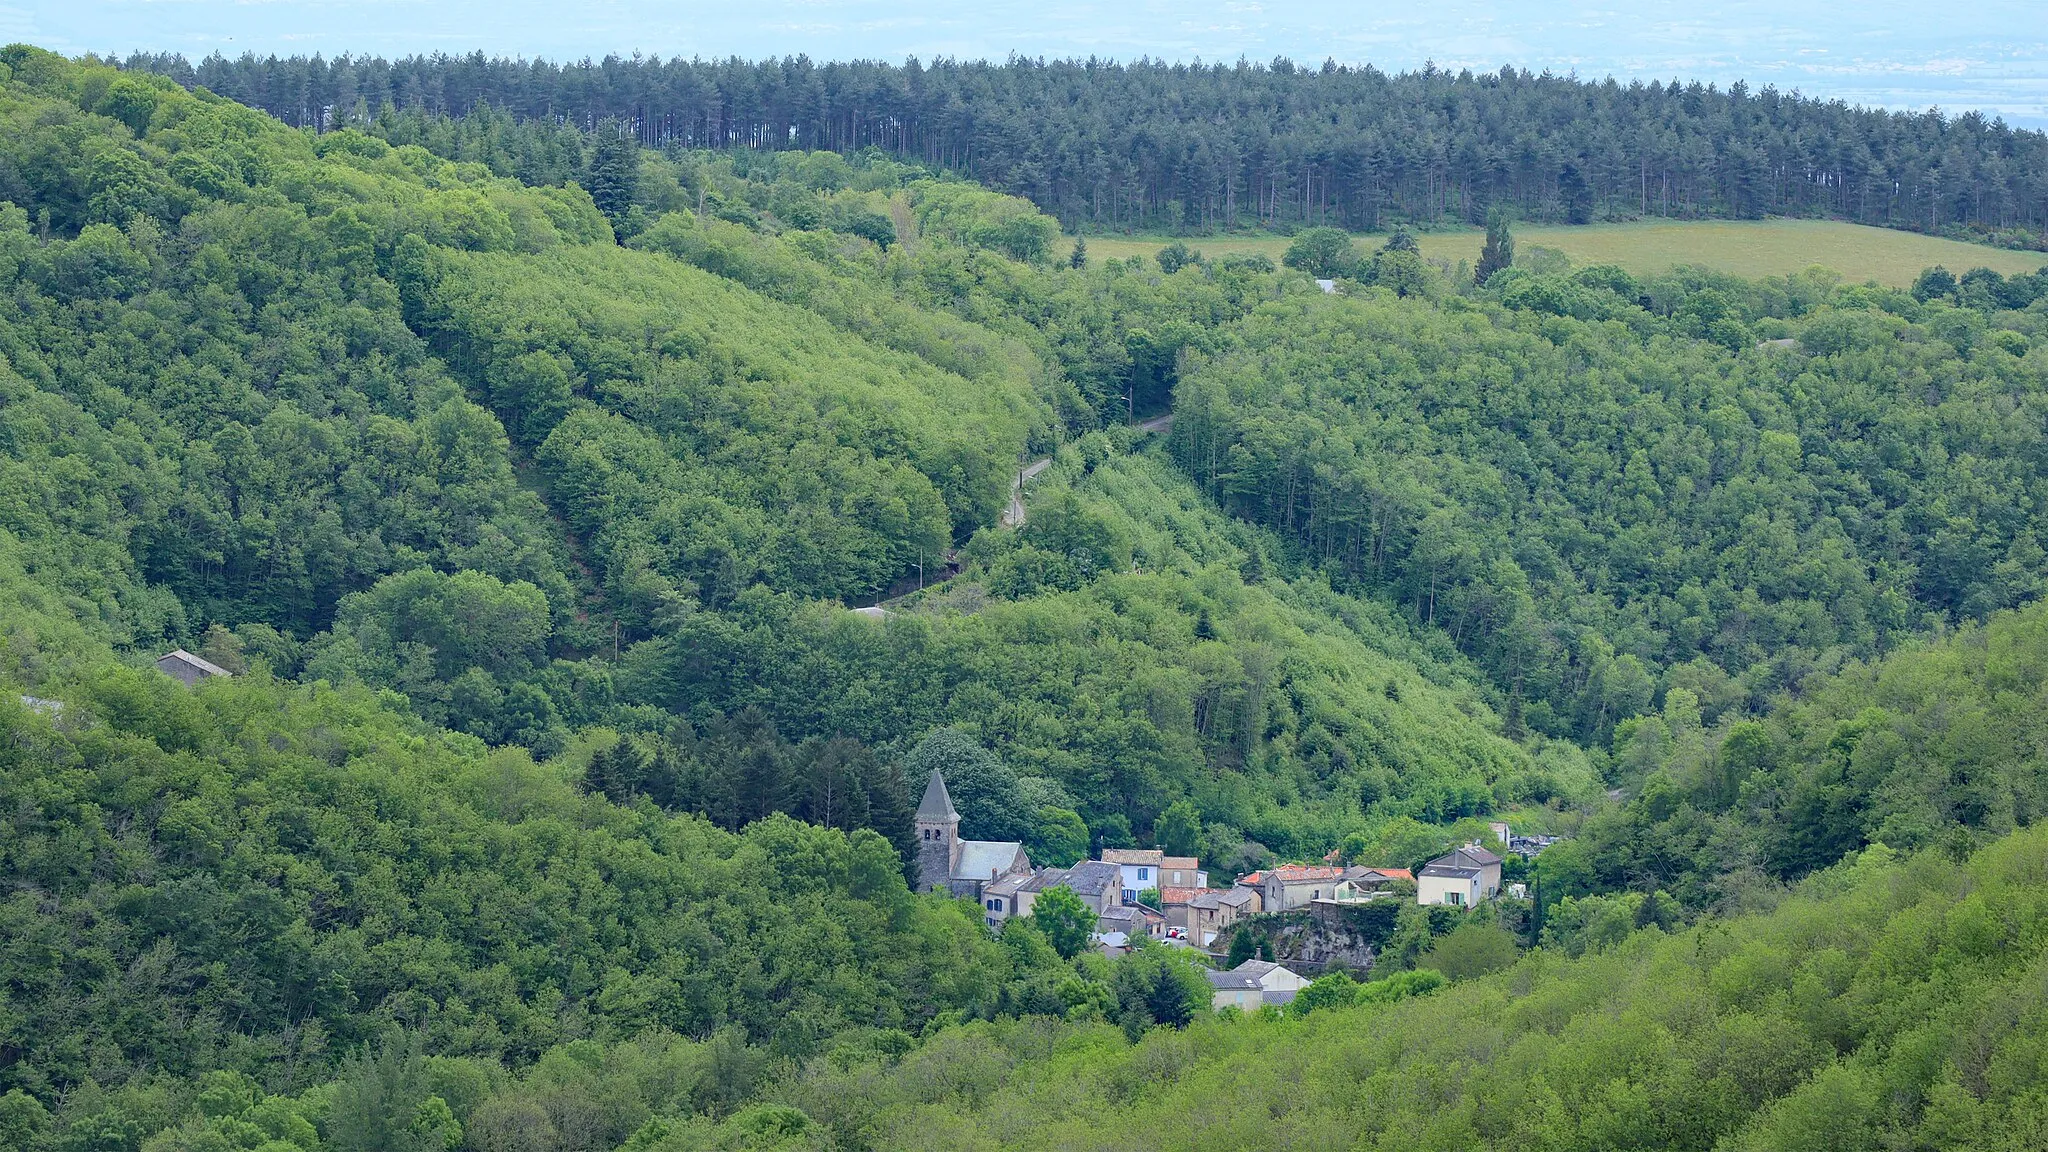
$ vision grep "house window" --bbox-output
[985,898,1003,912]
[1446,891,1463,907]
[1138,868,1149,881]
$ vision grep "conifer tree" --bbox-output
[1476,210,1515,284]
[584,119,641,231]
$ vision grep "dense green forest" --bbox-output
[5,40,2048,1151]
[120,51,2048,241]
[1170,258,2048,742]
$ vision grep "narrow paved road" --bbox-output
[1002,457,1053,528]
[1137,412,1174,434]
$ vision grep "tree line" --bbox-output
[122,50,2048,242]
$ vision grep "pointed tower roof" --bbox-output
[917,770,960,822]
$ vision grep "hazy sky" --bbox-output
[8,1,2046,126]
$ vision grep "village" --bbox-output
[916,769,1562,1010]
[140,646,1567,1014]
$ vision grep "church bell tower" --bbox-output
[915,770,962,893]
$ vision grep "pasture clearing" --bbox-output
[1081,219,2048,286]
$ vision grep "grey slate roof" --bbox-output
[1021,860,1121,898]
[1207,968,1264,990]
[953,840,1024,881]
[1062,860,1124,898]
[917,770,960,822]
[1206,960,1298,991]
[1422,845,1501,878]
[158,649,231,679]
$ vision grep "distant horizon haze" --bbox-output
[6,0,2047,127]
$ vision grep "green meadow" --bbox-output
[1083,218,2048,286]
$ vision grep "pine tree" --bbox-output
[1226,927,1258,968]
[1476,210,1515,284]
[1069,237,1087,269]
[583,120,641,232]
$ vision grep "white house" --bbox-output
[1100,849,1208,902]
[1417,844,1504,907]
[1206,960,1310,1011]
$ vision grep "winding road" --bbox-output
[858,414,1175,612]
[1001,457,1055,529]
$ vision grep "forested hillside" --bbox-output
[125,50,2048,240]
[1547,597,2048,914]
[1171,259,2048,743]
[7,38,2048,1152]
[746,819,2048,1152]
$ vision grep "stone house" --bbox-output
[1101,850,1210,902]
[1183,887,1259,947]
[156,649,232,686]
[915,771,1031,912]
[1417,844,1504,907]
[1206,960,1310,1011]
[1256,865,1347,912]
[1018,859,1125,918]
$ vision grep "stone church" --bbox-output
[915,769,1030,900]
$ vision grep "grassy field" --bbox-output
[1082,219,2048,287]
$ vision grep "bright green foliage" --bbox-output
[620,453,1565,859]
[420,242,1033,605]
[1282,227,1360,279]
[9,44,2048,1152]
[0,69,587,648]
[764,829,2048,1149]
[0,627,1041,1113]
[1419,920,1520,980]
[1173,269,2048,741]
[1560,597,2048,910]
[1029,886,1094,960]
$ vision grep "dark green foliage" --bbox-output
[1557,599,2048,911]
[1108,943,1210,1039]
[0,646,1035,1130]
[1476,210,1514,283]
[903,729,1028,842]
[1154,240,1199,274]
[1911,263,1957,301]
[584,120,642,230]
[140,51,2048,238]
[1154,799,1201,857]
[1224,927,1258,968]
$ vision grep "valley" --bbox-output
[0,40,2045,1152]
